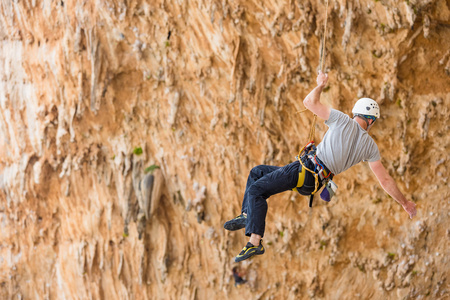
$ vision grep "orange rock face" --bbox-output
[0,1,449,299]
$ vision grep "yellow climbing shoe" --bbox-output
[235,240,265,262]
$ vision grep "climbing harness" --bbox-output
[293,141,334,207]
[293,0,336,208]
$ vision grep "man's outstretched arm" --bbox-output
[303,71,331,120]
[369,159,417,219]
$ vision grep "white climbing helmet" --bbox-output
[352,98,380,118]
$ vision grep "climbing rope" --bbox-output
[319,0,330,73]
[295,0,330,198]
[297,0,330,144]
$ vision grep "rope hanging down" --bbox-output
[297,0,330,142]
[295,0,330,199]
[319,0,330,73]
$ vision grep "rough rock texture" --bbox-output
[0,0,449,299]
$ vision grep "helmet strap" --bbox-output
[367,118,376,131]
[353,114,370,129]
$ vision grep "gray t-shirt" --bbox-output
[316,109,380,175]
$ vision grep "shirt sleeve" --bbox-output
[325,109,349,128]
[367,143,381,162]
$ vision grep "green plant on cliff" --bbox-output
[387,252,396,260]
[145,165,160,174]
[133,147,143,155]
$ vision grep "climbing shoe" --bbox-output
[224,214,247,231]
[234,240,265,262]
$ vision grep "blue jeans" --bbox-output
[241,160,309,237]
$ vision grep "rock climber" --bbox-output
[232,267,247,287]
[224,71,417,263]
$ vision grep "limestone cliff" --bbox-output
[0,0,449,299]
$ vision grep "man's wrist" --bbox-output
[315,85,324,92]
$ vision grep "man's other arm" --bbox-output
[303,71,331,120]
[369,159,417,219]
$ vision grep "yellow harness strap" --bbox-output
[292,144,321,195]
[292,166,307,192]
